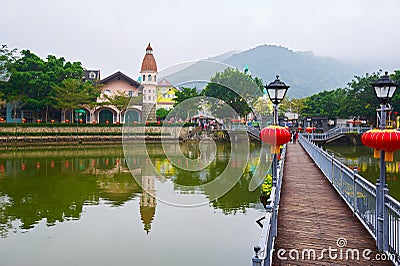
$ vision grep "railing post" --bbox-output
[339,160,343,193]
[252,246,262,266]
[383,185,389,252]
[353,167,358,214]
[376,178,382,251]
[331,153,334,184]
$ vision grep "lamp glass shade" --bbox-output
[372,72,398,103]
[265,75,289,105]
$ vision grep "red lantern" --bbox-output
[145,121,149,125]
[0,118,4,123]
[79,119,83,124]
[298,126,302,131]
[65,119,70,124]
[36,119,41,124]
[21,118,26,123]
[260,125,291,154]
[395,111,399,116]
[92,120,96,124]
[362,129,400,162]
[51,119,55,124]
[106,120,109,125]
[157,121,160,125]
[305,127,313,133]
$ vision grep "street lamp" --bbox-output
[372,71,398,252]
[265,75,290,186]
[265,75,290,125]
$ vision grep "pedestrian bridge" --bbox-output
[252,135,399,265]
[246,125,371,143]
[307,126,370,143]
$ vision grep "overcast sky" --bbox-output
[1,0,399,78]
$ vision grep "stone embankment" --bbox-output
[0,125,190,146]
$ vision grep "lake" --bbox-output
[324,143,400,201]
[0,143,266,266]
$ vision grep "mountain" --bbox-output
[163,45,363,98]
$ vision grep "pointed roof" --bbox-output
[98,71,141,87]
[141,43,157,73]
[157,78,173,87]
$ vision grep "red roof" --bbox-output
[141,43,157,72]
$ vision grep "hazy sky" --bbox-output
[1,0,399,78]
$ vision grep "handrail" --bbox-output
[299,135,400,265]
[307,126,371,142]
[252,145,286,266]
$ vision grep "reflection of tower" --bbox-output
[140,175,156,234]
[140,43,158,122]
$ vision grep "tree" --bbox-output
[174,87,199,106]
[0,49,85,121]
[103,90,130,123]
[0,44,18,82]
[51,78,99,122]
[202,68,263,118]
[156,108,170,120]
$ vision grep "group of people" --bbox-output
[290,131,299,144]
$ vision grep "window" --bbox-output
[154,75,156,82]
[143,75,145,81]
[144,89,146,94]
[163,94,166,98]
[153,96,155,100]
[128,90,134,97]
[104,89,111,96]
[148,75,152,82]
[89,72,96,79]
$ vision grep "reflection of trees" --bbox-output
[0,156,141,237]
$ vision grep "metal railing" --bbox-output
[252,145,286,266]
[299,135,400,265]
[307,126,371,142]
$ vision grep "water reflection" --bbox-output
[0,143,263,237]
[325,144,400,200]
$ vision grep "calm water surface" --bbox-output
[325,144,400,201]
[0,143,265,266]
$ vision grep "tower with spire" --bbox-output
[140,43,158,122]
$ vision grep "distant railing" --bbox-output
[299,135,400,265]
[307,126,371,142]
[252,145,286,266]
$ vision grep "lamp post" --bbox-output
[372,71,398,251]
[265,75,290,186]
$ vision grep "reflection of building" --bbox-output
[140,175,156,234]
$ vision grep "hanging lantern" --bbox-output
[298,126,302,131]
[361,129,400,162]
[260,125,291,154]
[305,127,313,133]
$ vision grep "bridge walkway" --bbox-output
[272,143,391,265]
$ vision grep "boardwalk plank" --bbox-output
[272,143,391,265]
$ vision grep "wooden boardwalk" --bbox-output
[272,143,391,265]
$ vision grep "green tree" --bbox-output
[52,78,99,122]
[174,87,199,106]
[0,45,18,82]
[104,90,130,122]
[0,49,84,121]
[156,108,170,120]
[202,68,263,118]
